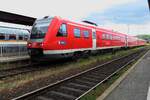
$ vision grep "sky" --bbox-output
[0,0,149,35]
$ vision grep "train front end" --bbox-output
[27,17,53,58]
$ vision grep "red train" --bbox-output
[27,16,146,59]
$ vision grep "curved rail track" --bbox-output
[12,48,148,100]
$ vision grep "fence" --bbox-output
[0,44,28,57]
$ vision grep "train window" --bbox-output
[102,34,105,39]
[74,28,80,38]
[31,18,52,39]
[9,34,16,40]
[19,35,23,40]
[24,35,29,41]
[116,36,119,40]
[5,34,9,40]
[57,24,67,37]
[83,30,89,38]
[109,34,112,40]
[116,36,121,40]
[0,33,5,40]
[118,37,121,40]
[116,36,118,40]
[106,34,109,40]
[112,36,115,40]
[113,35,117,40]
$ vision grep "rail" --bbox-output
[12,48,148,100]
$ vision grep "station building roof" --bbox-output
[0,11,36,26]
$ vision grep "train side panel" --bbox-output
[27,16,146,59]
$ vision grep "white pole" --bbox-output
[0,45,2,57]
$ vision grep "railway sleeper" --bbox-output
[64,83,89,91]
[86,74,106,80]
[81,77,100,82]
[54,87,81,97]
[48,90,76,100]
[75,79,96,86]
[61,86,84,94]
[70,80,93,87]
[68,82,90,90]
[37,96,54,100]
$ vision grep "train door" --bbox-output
[55,23,71,50]
[92,29,96,50]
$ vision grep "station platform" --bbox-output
[98,50,150,100]
[0,55,29,63]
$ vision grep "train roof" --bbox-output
[0,26,29,35]
[60,17,126,36]
[38,16,146,41]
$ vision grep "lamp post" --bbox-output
[148,0,150,10]
[127,24,130,35]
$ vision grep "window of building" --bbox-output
[74,28,80,38]
[83,30,89,38]
[57,24,67,37]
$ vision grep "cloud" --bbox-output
[99,21,150,35]
[84,0,150,35]
[0,0,149,35]
[0,0,137,20]
[86,0,150,24]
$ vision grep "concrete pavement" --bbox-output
[103,50,150,100]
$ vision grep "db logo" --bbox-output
[58,41,66,45]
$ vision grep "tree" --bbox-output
[136,34,150,42]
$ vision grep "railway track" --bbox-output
[0,57,75,79]
[0,62,43,79]
[12,48,148,100]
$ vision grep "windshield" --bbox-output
[30,18,52,42]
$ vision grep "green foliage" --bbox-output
[136,34,150,41]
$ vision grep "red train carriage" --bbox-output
[127,36,137,47]
[137,39,146,46]
[27,16,146,59]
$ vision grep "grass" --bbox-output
[0,46,148,96]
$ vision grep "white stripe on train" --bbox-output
[43,46,123,54]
